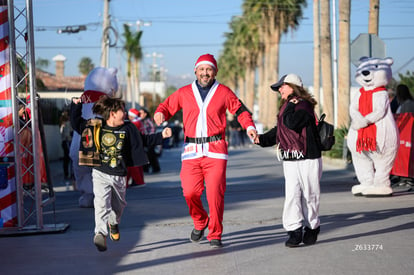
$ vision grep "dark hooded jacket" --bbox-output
[258,95,321,160]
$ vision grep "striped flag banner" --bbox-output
[0,6,17,227]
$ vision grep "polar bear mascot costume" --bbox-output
[69,67,118,207]
[347,57,399,196]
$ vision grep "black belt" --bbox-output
[185,134,222,144]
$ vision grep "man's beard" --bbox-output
[199,75,213,87]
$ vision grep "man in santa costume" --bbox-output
[154,54,257,248]
[69,67,118,207]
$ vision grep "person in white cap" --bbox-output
[254,74,322,247]
[154,53,258,248]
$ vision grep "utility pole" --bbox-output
[368,0,380,35]
[100,0,110,67]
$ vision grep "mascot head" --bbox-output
[355,57,393,90]
[81,67,118,118]
[84,67,118,97]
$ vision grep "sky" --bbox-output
[11,0,414,87]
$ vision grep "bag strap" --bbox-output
[319,113,326,122]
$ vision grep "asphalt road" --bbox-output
[1,146,413,275]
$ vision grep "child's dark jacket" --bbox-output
[70,102,163,176]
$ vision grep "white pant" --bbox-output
[92,169,127,236]
[282,158,322,231]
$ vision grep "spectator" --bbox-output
[388,88,399,114]
[126,108,146,187]
[59,110,73,180]
[139,107,161,173]
[396,84,414,114]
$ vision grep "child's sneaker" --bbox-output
[109,223,120,241]
[93,233,107,252]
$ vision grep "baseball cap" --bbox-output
[270,74,303,91]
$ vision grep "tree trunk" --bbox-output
[244,64,255,112]
[338,0,351,128]
[267,35,280,129]
[313,0,321,116]
[237,76,245,106]
[126,56,132,105]
[257,47,266,127]
[319,0,334,124]
[368,0,379,35]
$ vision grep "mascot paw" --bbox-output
[362,186,393,197]
[79,193,94,208]
[350,119,368,130]
[351,184,368,196]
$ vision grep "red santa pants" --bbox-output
[180,157,227,241]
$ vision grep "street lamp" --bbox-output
[57,25,87,34]
[136,20,152,30]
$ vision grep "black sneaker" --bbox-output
[190,221,209,243]
[108,224,120,241]
[210,239,223,248]
[285,227,303,247]
[94,233,107,252]
[303,226,320,246]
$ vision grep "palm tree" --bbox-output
[217,33,242,94]
[122,24,143,108]
[131,31,143,107]
[243,0,307,129]
[230,16,260,111]
[123,24,134,104]
[36,58,50,70]
[78,57,94,76]
[319,0,334,124]
[337,0,351,128]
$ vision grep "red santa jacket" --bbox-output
[155,80,256,160]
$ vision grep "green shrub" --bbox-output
[323,126,351,161]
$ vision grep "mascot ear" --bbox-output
[358,56,369,64]
[383,57,394,65]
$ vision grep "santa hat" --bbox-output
[128,108,140,118]
[84,67,118,96]
[194,54,218,71]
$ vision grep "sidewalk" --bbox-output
[1,147,413,275]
